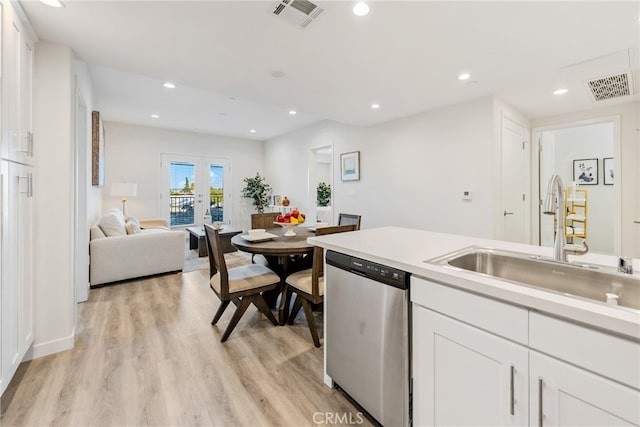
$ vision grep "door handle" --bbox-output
[634,221,640,224]
[509,365,515,416]
[504,210,514,216]
[538,377,544,427]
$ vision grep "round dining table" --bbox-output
[231,225,315,324]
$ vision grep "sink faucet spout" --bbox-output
[543,174,568,262]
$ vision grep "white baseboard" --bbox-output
[23,327,76,361]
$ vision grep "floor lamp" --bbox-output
[111,182,138,216]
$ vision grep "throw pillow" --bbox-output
[98,213,127,237]
[125,220,141,235]
[125,216,140,227]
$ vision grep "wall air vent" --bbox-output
[585,72,634,102]
[272,0,324,29]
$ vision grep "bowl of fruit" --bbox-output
[274,210,305,236]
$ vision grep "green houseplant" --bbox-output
[241,173,272,213]
[316,182,331,207]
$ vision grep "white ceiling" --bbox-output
[20,1,640,141]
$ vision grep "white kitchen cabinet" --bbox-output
[1,162,33,393]
[2,11,33,165]
[413,305,529,426]
[530,351,639,426]
[412,276,640,427]
[0,0,36,396]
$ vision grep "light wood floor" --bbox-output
[1,268,371,426]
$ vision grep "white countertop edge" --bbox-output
[309,227,640,341]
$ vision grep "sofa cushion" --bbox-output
[125,215,140,226]
[90,226,106,240]
[104,208,125,222]
[98,213,127,237]
[125,220,141,235]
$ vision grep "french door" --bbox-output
[160,154,232,227]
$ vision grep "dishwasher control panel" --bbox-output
[327,250,410,289]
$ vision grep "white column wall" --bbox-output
[32,42,75,357]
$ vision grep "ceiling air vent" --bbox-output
[272,0,324,29]
[585,72,634,102]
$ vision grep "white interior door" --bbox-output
[501,116,529,243]
[160,154,231,227]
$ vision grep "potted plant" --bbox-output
[317,182,331,207]
[241,173,272,213]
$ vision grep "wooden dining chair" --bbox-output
[251,212,279,230]
[249,212,279,263]
[283,224,356,347]
[338,213,362,230]
[204,224,280,342]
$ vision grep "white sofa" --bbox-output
[89,209,185,286]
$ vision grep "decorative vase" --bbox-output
[282,196,290,206]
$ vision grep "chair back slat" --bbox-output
[204,224,230,299]
[310,224,356,300]
[337,213,362,230]
[251,213,279,230]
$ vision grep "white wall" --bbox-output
[540,123,614,254]
[102,122,264,231]
[532,102,639,257]
[265,96,498,238]
[32,41,75,357]
[75,59,102,225]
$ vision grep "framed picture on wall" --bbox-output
[603,157,614,185]
[92,111,105,187]
[341,151,360,181]
[573,158,598,185]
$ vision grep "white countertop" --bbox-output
[309,226,640,341]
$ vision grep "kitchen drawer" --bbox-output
[412,276,528,345]
[530,311,640,389]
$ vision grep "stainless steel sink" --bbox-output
[428,247,640,310]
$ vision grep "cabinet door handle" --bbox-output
[29,172,33,198]
[538,377,544,427]
[504,210,514,216]
[634,221,640,224]
[509,365,515,415]
[28,131,34,157]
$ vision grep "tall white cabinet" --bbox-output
[0,1,35,396]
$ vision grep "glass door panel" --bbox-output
[169,161,197,226]
[161,154,231,227]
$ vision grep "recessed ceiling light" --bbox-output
[39,0,64,7]
[163,82,176,89]
[229,97,237,101]
[249,129,257,133]
[289,110,297,115]
[353,2,369,16]
[271,70,286,78]
[458,73,471,80]
[371,103,380,109]
[553,88,569,95]
[151,114,159,119]
[218,112,228,116]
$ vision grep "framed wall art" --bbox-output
[92,111,105,187]
[603,157,614,185]
[573,158,598,185]
[341,151,360,181]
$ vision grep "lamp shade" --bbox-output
[111,182,138,197]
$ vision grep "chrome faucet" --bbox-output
[543,174,588,262]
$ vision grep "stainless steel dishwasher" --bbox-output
[325,250,411,427]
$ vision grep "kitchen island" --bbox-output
[309,227,640,426]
